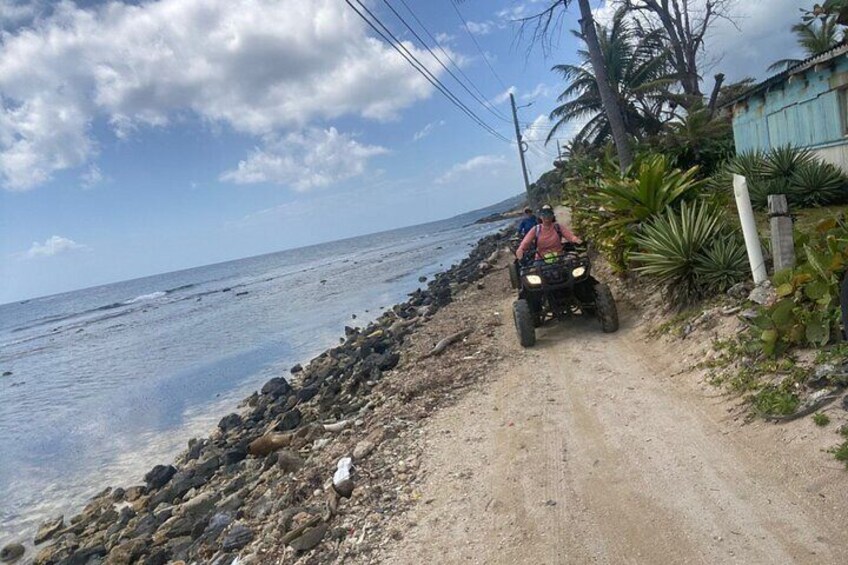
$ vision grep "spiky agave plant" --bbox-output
[693,235,749,295]
[630,201,727,306]
[789,161,848,207]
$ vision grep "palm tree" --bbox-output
[547,8,676,149]
[768,16,843,72]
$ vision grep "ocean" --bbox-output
[0,198,518,546]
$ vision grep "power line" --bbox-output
[449,0,508,91]
[394,0,512,123]
[344,0,511,143]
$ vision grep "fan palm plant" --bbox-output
[547,8,677,148]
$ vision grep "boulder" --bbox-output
[124,485,147,502]
[297,384,319,403]
[33,515,64,544]
[221,447,248,466]
[260,377,291,399]
[144,464,177,490]
[217,413,243,433]
[0,543,24,563]
[274,409,302,432]
[290,364,303,374]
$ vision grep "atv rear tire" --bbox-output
[513,299,536,347]
[508,261,520,289]
[594,283,619,333]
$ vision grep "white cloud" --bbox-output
[434,32,455,46]
[491,86,516,106]
[495,1,550,22]
[589,1,807,84]
[412,120,445,141]
[521,83,554,101]
[521,114,561,179]
[592,1,619,27]
[436,154,507,184]
[706,0,808,82]
[0,0,42,28]
[0,0,447,191]
[21,235,88,259]
[220,127,387,191]
[466,20,495,35]
[80,164,105,189]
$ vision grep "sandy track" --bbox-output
[373,271,848,564]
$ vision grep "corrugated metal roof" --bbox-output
[721,40,848,109]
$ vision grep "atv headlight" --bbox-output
[525,274,542,286]
[571,266,586,278]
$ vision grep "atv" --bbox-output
[511,243,619,347]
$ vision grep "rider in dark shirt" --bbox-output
[517,207,538,237]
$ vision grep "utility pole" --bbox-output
[509,92,531,195]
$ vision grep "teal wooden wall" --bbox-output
[732,57,848,153]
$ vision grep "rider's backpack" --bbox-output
[534,223,564,240]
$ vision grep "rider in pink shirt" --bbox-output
[516,205,581,260]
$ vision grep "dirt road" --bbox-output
[371,264,848,564]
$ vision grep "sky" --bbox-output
[0,0,809,303]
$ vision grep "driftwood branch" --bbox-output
[421,329,473,359]
[282,515,322,545]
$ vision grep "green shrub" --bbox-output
[747,216,847,357]
[594,154,704,226]
[813,412,831,426]
[630,201,742,306]
[655,105,736,178]
[712,145,848,210]
[752,385,800,416]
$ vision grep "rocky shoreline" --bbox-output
[3,226,514,565]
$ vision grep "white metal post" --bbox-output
[733,174,768,284]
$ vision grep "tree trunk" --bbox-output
[576,0,633,172]
[707,73,725,118]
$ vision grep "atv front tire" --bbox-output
[594,283,619,333]
[513,299,536,347]
[508,261,520,289]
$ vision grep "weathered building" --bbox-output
[726,42,848,171]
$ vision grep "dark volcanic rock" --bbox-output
[274,408,302,432]
[297,384,319,402]
[221,523,253,551]
[222,447,248,466]
[144,464,177,490]
[260,377,291,399]
[0,542,24,563]
[217,413,243,433]
[142,549,170,565]
[379,351,400,371]
[290,363,303,374]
